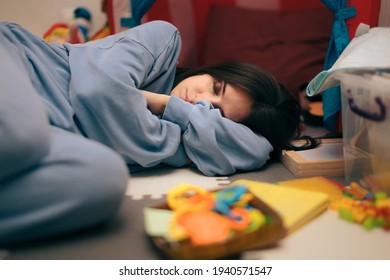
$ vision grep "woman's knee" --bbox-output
[0,131,129,246]
[78,141,128,210]
[52,131,129,222]
[45,139,129,237]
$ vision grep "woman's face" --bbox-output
[170,74,253,122]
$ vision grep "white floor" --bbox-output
[126,167,230,200]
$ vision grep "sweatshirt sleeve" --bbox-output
[162,96,273,176]
[66,21,273,176]
[66,21,187,168]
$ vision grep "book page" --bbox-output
[296,142,344,161]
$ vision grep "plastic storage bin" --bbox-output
[335,71,390,193]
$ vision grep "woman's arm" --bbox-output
[66,21,272,176]
[66,21,187,168]
[141,90,170,116]
[141,90,273,176]
[162,96,273,176]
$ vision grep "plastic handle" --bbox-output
[348,96,386,121]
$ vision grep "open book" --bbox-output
[307,26,390,96]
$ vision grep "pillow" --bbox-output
[202,4,333,98]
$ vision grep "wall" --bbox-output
[0,0,106,37]
[379,0,390,26]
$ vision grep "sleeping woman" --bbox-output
[0,20,302,245]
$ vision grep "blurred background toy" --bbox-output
[43,6,92,43]
[43,1,156,43]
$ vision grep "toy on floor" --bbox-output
[43,7,92,44]
[331,189,390,231]
[93,0,156,39]
[144,183,285,259]
[166,184,267,245]
[43,1,157,44]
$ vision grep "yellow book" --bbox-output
[232,179,330,234]
[277,176,345,203]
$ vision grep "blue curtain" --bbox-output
[320,0,356,132]
[121,0,156,28]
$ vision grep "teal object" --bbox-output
[320,0,356,132]
[121,0,156,28]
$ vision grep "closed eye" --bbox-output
[213,80,223,96]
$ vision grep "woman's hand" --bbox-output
[141,90,170,116]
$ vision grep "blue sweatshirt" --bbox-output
[2,21,273,176]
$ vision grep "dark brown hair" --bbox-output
[174,61,307,155]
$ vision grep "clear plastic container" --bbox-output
[335,71,390,193]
